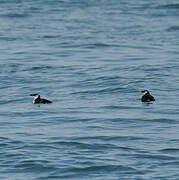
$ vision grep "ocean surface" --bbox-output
[0,0,179,179]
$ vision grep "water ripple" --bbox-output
[0,0,179,179]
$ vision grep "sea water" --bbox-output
[0,0,179,179]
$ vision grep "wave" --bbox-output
[14,160,57,172]
[1,13,29,18]
[159,148,179,154]
[167,26,179,32]
[156,3,179,9]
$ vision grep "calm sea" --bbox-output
[0,0,179,179]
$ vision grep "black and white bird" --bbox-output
[30,94,52,104]
[141,90,155,102]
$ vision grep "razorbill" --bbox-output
[141,90,155,102]
[30,94,52,104]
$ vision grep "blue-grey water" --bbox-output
[0,0,179,179]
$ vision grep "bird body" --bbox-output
[30,94,52,104]
[141,90,155,102]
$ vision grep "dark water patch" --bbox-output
[60,1,98,9]
[0,0,21,4]
[0,139,25,151]
[35,0,66,8]
[134,153,175,161]
[17,160,50,165]
[149,13,170,18]
[156,4,179,9]
[5,153,25,158]
[0,36,18,41]
[159,148,179,154]
[81,43,119,49]
[0,110,52,119]
[23,142,78,151]
[0,63,23,75]
[99,117,145,125]
[158,161,179,166]
[0,143,8,148]
[71,87,125,95]
[42,35,61,39]
[87,75,123,82]
[14,160,57,172]
[49,139,135,153]
[51,141,92,149]
[131,64,167,73]
[167,139,179,144]
[2,12,29,18]
[87,125,105,130]
[152,109,179,116]
[9,140,24,145]
[167,26,179,32]
[0,137,9,141]
[0,0,7,4]
[35,116,97,124]
[0,98,27,105]
[66,164,138,174]
[102,135,149,142]
[149,118,178,124]
[76,76,126,88]
[70,79,121,89]
[37,175,63,180]
[28,6,42,12]
[102,105,140,110]
[0,137,23,145]
[73,135,149,142]
[0,176,6,180]
[24,65,55,72]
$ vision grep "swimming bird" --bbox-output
[30,94,52,104]
[141,90,155,102]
